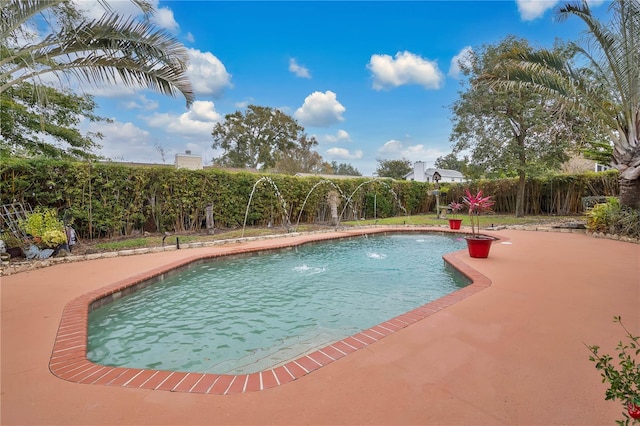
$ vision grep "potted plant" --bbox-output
[448,201,463,230]
[462,189,495,258]
[587,316,640,425]
[20,208,67,248]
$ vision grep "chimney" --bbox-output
[185,149,192,155]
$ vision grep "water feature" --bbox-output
[87,233,468,375]
[242,176,291,237]
[340,179,409,222]
[293,179,351,232]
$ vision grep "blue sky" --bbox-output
[79,0,607,176]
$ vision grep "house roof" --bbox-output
[404,167,464,179]
[425,168,464,178]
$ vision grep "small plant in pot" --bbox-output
[20,207,67,248]
[587,316,640,425]
[462,189,495,258]
[19,208,67,259]
[448,201,463,230]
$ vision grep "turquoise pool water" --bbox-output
[87,233,468,374]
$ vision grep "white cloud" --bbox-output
[294,91,346,127]
[187,48,233,98]
[324,130,351,143]
[325,148,363,160]
[289,58,311,79]
[516,0,607,22]
[379,140,404,154]
[448,46,474,79]
[377,140,446,163]
[72,0,148,20]
[144,100,221,136]
[87,120,153,161]
[153,7,179,31]
[235,100,252,108]
[87,113,218,164]
[73,1,180,32]
[123,95,159,111]
[367,51,444,90]
[188,100,222,122]
[185,32,195,43]
[516,0,559,21]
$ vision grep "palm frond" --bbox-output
[0,0,60,40]
[1,6,194,106]
[1,0,193,106]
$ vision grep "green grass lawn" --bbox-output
[342,213,581,227]
[90,215,582,252]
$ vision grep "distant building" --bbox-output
[405,161,465,183]
[98,160,172,168]
[175,150,203,170]
[595,163,612,172]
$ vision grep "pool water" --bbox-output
[87,233,468,374]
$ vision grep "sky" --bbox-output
[74,0,608,176]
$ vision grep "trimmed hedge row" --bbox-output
[0,158,619,239]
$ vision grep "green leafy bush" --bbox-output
[586,198,640,238]
[20,208,67,247]
[587,197,620,231]
[587,316,640,425]
[0,231,21,249]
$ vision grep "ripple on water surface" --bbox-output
[87,233,468,374]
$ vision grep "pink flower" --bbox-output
[448,201,463,212]
[448,201,463,219]
[462,189,494,236]
[462,189,494,214]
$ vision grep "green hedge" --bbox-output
[0,158,618,239]
[441,171,619,215]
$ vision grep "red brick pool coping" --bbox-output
[48,228,493,394]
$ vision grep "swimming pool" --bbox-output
[87,233,469,375]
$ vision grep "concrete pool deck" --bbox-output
[1,227,638,425]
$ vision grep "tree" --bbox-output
[582,139,614,166]
[274,135,330,174]
[0,0,194,106]
[330,161,362,176]
[486,1,640,209]
[211,105,312,170]
[450,36,602,216]
[434,153,487,180]
[1,81,107,159]
[375,158,412,179]
[155,142,167,164]
[434,153,471,172]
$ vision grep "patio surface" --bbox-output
[1,227,638,425]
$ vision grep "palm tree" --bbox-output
[0,0,194,106]
[486,0,640,209]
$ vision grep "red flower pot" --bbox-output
[465,236,494,258]
[448,219,462,230]
[628,402,640,419]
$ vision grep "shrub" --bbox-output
[587,316,640,425]
[0,231,22,249]
[20,208,67,247]
[586,198,640,238]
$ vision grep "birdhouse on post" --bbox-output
[432,171,442,217]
